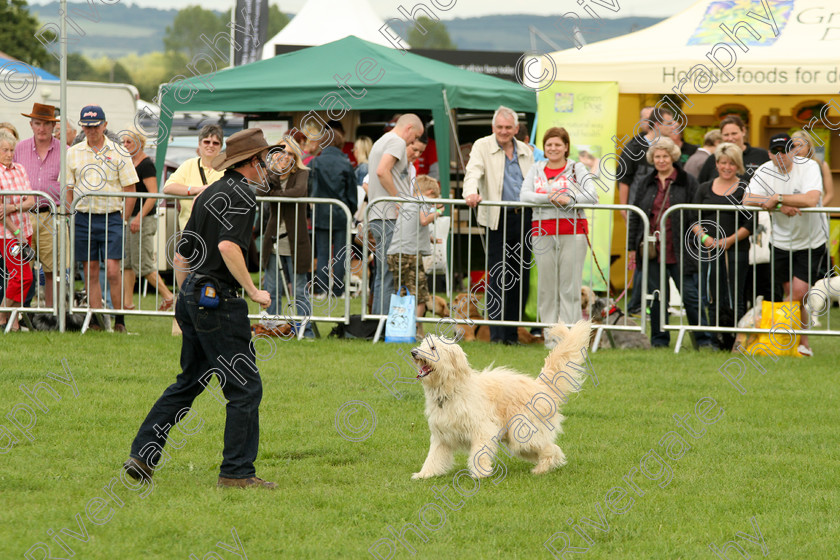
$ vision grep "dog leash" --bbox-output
[583,230,613,297]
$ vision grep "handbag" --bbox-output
[384,287,416,343]
[749,211,772,265]
[640,181,672,260]
[741,301,802,357]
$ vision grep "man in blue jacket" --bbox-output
[309,128,358,300]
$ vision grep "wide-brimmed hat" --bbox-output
[79,105,106,127]
[21,103,59,122]
[211,128,269,170]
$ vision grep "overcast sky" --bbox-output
[31,0,700,18]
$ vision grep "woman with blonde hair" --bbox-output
[121,127,175,312]
[256,135,314,337]
[791,131,834,207]
[353,136,373,187]
[691,143,755,342]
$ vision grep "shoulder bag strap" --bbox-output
[651,180,673,233]
[197,159,208,186]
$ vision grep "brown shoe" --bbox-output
[114,324,127,333]
[217,476,277,489]
[123,457,154,481]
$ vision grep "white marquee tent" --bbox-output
[261,0,395,58]
[542,0,840,95]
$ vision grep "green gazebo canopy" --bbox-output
[155,35,536,196]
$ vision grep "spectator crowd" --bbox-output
[1,101,836,356]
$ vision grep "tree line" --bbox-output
[2,1,455,101]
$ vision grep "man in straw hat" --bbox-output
[13,103,64,310]
[125,128,276,489]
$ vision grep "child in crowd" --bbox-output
[386,175,441,338]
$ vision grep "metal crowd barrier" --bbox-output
[254,196,354,338]
[658,204,840,353]
[68,192,180,332]
[362,197,652,346]
[0,191,59,332]
[61,192,355,335]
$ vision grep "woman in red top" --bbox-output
[520,127,597,346]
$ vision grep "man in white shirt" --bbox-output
[463,106,534,345]
[744,133,829,356]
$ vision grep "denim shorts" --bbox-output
[75,212,123,262]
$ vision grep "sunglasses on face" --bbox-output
[770,148,787,155]
[201,139,221,146]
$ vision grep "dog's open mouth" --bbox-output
[416,364,433,379]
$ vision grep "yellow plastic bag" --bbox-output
[742,301,802,357]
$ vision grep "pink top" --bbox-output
[13,136,62,208]
[0,162,34,239]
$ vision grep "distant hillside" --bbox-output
[32,2,178,58]
[30,3,663,58]
[443,14,663,52]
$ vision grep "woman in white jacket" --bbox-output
[520,127,598,338]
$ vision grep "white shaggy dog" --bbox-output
[410,321,593,479]
[806,275,840,327]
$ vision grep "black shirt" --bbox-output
[179,169,256,288]
[131,157,156,216]
[692,180,755,250]
[616,134,653,203]
[697,143,770,184]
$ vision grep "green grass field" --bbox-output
[1,304,838,559]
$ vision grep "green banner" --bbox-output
[536,81,619,293]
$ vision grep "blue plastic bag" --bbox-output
[384,288,416,343]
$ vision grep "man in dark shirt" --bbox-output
[616,106,674,315]
[125,129,275,489]
[697,115,769,183]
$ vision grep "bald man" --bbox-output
[366,114,424,315]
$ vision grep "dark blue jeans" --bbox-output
[487,208,531,343]
[370,219,396,316]
[700,248,749,327]
[649,263,712,348]
[130,273,263,478]
[314,227,347,298]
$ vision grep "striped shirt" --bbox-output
[12,137,62,208]
[0,162,34,240]
[67,137,138,214]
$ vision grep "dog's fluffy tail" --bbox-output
[542,321,593,393]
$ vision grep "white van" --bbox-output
[0,79,138,135]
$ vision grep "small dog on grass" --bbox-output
[589,297,651,350]
[410,321,592,479]
[447,292,544,344]
[581,286,597,320]
[431,295,450,318]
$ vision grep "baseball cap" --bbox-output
[768,133,792,154]
[79,105,106,127]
